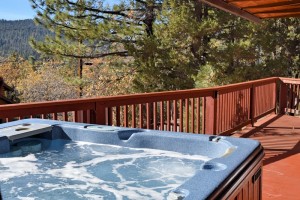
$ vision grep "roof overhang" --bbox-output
[201,0,300,23]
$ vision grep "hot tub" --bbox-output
[0,119,263,200]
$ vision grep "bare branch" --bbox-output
[56,51,129,59]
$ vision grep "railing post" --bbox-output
[95,102,106,125]
[76,111,83,123]
[213,91,218,135]
[76,110,88,123]
[89,109,96,124]
[203,91,218,135]
[250,84,255,126]
[279,81,288,114]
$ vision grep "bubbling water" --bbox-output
[0,139,211,200]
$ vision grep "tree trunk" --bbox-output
[78,58,83,97]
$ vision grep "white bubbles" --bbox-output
[0,139,210,199]
[0,154,39,182]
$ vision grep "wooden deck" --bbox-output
[233,114,300,200]
[0,77,299,199]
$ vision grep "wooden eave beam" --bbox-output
[200,0,262,23]
[226,0,282,8]
[257,12,300,18]
[243,2,300,10]
[246,4,300,13]
[227,0,300,13]
[252,8,300,15]
[227,0,300,3]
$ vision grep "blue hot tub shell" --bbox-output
[0,119,264,200]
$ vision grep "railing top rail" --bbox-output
[0,77,280,110]
[279,77,300,85]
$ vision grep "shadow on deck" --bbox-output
[233,114,300,200]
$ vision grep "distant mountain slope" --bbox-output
[0,19,49,58]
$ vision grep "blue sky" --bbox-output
[0,0,36,20]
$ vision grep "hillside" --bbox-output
[0,19,48,58]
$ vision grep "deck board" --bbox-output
[233,114,300,200]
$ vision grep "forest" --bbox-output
[0,0,299,103]
[0,19,48,58]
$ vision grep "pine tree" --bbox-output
[194,9,300,86]
[128,0,217,92]
[0,19,47,58]
[29,0,300,94]
[30,0,132,96]
[29,0,163,94]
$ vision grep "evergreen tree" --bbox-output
[29,0,300,94]
[194,9,300,86]
[127,0,217,92]
[255,18,300,78]
[0,19,47,58]
[29,0,162,95]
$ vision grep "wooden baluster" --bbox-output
[51,113,57,120]
[167,100,170,131]
[213,91,218,135]
[231,92,234,130]
[179,99,183,132]
[132,105,136,128]
[153,102,157,130]
[139,104,143,128]
[185,99,189,133]
[196,97,200,134]
[220,94,224,133]
[202,97,205,133]
[173,100,177,132]
[62,112,67,121]
[146,103,151,129]
[191,98,195,133]
[160,101,164,130]
[124,105,128,127]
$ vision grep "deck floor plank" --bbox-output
[233,114,300,200]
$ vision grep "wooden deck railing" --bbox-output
[0,77,292,135]
[279,77,300,115]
